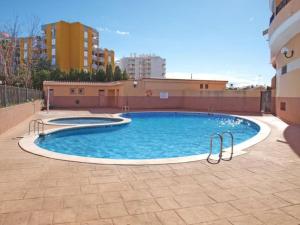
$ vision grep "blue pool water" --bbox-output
[36,112,260,160]
[49,117,122,125]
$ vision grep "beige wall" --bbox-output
[0,100,42,134]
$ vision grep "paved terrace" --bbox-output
[0,109,299,225]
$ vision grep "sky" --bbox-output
[1,0,274,86]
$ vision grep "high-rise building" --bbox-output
[92,48,115,71]
[17,36,45,65]
[42,21,99,72]
[267,0,300,124]
[119,54,166,79]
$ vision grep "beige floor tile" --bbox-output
[98,183,131,193]
[63,194,103,208]
[125,199,161,215]
[53,208,77,224]
[89,176,120,184]
[28,211,53,225]
[0,198,43,213]
[176,206,218,224]
[80,185,98,194]
[282,204,300,220]
[228,197,270,214]
[174,193,215,207]
[101,192,122,204]
[80,219,113,225]
[207,202,242,218]
[3,212,31,225]
[155,210,186,225]
[97,203,128,219]
[253,209,300,225]
[274,189,300,204]
[112,213,162,225]
[42,197,63,210]
[121,189,153,201]
[205,190,237,202]
[228,215,263,225]
[155,197,181,210]
[76,205,99,222]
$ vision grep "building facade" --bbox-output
[268,0,300,124]
[92,48,115,71]
[42,21,98,72]
[17,36,45,65]
[41,21,114,73]
[119,54,166,79]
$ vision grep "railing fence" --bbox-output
[0,85,43,107]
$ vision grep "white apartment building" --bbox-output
[119,54,166,79]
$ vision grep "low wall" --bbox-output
[49,94,261,113]
[0,100,42,134]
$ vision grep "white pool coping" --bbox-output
[43,114,127,126]
[19,111,271,165]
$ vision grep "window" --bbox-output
[24,43,28,50]
[24,51,28,59]
[51,57,56,65]
[84,59,88,67]
[52,48,56,56]
[52,39,56,45]
[78,88,85,95]
[84,42,88,48]
[281,65,287,75]
[205,84,209,89]
[108,56,111,63]
[84,31,88,39]
[70,88,76,95]
[84,51,88,57]
[200,84,204,89]
[280,102,286,111]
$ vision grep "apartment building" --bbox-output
[42,21,99,72]
[92,48,115,71]
[119,54,166,79]
[17,36,45,65]
[267,0,300,124]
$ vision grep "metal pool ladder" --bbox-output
[207,131,234,164]
[29,119,45,135]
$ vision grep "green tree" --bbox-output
[114,66,122,81]
[95,69,106,82]
[106,64,114,82]
[122,69,129,80]
[32,69,50,89]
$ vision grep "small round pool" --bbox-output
[47,117,124,125]
[28,112,269,164]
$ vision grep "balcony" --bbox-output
[270,0,292,25]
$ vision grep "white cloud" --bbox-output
[166,72,267,87]
[116,30,130,36]
[97,27,130,36]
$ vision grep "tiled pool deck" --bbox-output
[0,109,299,225]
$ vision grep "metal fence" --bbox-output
[0,85,43,107]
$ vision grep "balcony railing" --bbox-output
[270,0,292,25]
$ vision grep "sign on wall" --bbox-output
[160,92,169,99]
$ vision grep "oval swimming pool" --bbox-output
[47,117,124,125]
[34,112,261,161]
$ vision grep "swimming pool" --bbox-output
[47,117,124,125]
[24,112,270,164]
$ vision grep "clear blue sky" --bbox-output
[1,0,274,86]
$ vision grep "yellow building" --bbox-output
[268,0,300,124]
[92,48,115,71]
[18,36,44,65]
[42,21,99,72]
